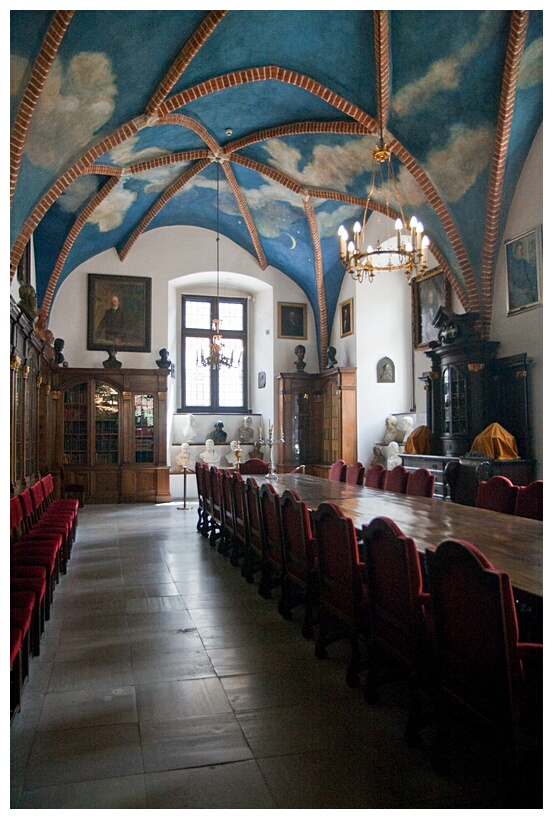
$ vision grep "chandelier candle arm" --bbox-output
[337,138,430,284]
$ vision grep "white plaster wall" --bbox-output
[490,123,543,475]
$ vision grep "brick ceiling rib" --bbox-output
[480,10,529,338]
[145,10,228,118]
[10,11,74,207]
[374,10,391,134]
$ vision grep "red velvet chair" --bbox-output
[312,501,370,688]
[239,458,270,475]
[361,517,431,745]
[384,465,409,494]
[328,459,347,482]
[229,471,247,566]
[425,538,542,799]
[11,627,23,719]
[258,481,283,598]
[514,480,543,521]
[476,475,518,515]
[11,575,46,655]
[242,478,263,584]
[195,462,210,537]
[219,469,236,557]
[10,590,35,689]
[364,463,386,489]
[207,467,224,547]
[406,468,435,499]
[345,461,365,486]
[278,488,318,638]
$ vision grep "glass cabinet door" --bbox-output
[134,394,154,463]
[94,383,119,464]
[63,382,88,464]
[441,365,468,437]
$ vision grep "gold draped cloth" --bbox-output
[404,425,432,455]
[470,423,519,460]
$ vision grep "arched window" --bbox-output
[181,295,247,412]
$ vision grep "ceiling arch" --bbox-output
[11,10,542,354]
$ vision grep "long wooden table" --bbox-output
[254,473,542,599]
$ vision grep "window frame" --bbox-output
[181,295,248,413]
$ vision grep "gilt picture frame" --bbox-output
[278,302,307,339]
[340,297,354,337]
[412,267,450,350]
[87,274,152,352]
[505,225,542,316]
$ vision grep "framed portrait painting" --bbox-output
[505,226,542,315]
[278,302,307,339]
[412,267,450,350]
[340,297,354,337]
[87,274,152,352]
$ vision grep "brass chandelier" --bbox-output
[198,162,236,370]
[338,137,430,283]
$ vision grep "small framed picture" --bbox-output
[340,297,354,337]
[412,267,450,350]
[505,226,542,315]
[278,302,306,339]
[87,273,152,352]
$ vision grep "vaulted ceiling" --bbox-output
[10,10,542,356]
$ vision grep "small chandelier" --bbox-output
[198,162,236,370]
[338,137,430,283]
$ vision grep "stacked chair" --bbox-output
[10,474,79,720]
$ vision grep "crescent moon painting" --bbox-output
[285,233,297,250]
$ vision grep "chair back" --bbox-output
[10,495,24,536]
[312,501,364,626]
[195,462,209,536]
[30,481,46,515]
[328,459,347,482]
[244,478,263,561]
[345,462,365,485]
[288,464,306,474]
[406,468,435,498]
[239,458,270,475]
[384,465,409,494]
[364,463,386,489]
[445,457,488,506]
[425,538,525,733]
[514,480,543,520]
[476,475,517,515]
[361,517,427,666]
[279,488,316,587]
[231,471,247,547]
[18,489,35,530]
[258,482,283,572]
[220,469,236,547]
[208,467,224,540]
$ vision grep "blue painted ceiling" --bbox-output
[11,10,542,348]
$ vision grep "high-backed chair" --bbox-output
[384,465,409,494]
[239,458,270,475]
[514,480,543,521]
[328,459,347,482]
[278,488,318,638]
[229,471,247,566]
[406,468,435,499]
[476,475,518,515]
[195,462,210,537]
[345,461,365,486]
[364,463,386,490]
[207,467,224,547]
[219,469,236,556]
[312,501,370,688]
[425,538,542,797]
[258,481,283,598]
[361,517,431,745]
[444,454,489,506]
[242,478,263,584]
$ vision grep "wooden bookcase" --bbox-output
[52,368,171,503]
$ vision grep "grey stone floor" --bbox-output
[11,502,532,809]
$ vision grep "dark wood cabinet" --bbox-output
[52,368,171,503]
[277,367,356,476]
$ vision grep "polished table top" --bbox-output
[253,473,542,599]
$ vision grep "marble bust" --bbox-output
[181,414,196,443]
[198,438,219,466]
[175,442,191,470]
[238,416,254,442]
[386,441,402,470]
